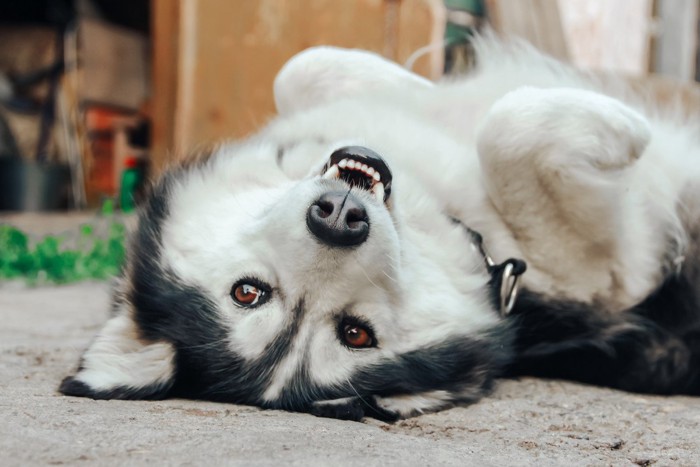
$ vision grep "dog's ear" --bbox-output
[59,306,176,400]
[274,46,433,115]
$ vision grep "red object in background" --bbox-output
[88,133,116,199]
[124,156,139,169]
[84,106,142,205]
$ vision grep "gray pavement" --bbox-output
[2,281,700,466]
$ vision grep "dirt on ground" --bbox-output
[2,281,699,466]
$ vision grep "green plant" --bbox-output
[0,201,127,285]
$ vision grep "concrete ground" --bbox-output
[2,214,700,465]
[4,284,700,466]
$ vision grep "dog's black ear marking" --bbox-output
[59,310,177,401]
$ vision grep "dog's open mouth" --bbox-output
[321,146,393,203]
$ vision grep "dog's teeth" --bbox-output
[373,172,381,182]
[366,167,376,177]
[347,160,356,169]
[373,182,385,202]
[361,164,369,173]
[323,164,340,179]
[338,159,348,169]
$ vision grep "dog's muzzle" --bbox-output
[310,146,393,247]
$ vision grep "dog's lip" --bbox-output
[321,146,393,203]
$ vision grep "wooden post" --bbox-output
[558,0,653,76]
[485,0,569,60]
[151,0,182,173]
[149,0,444,175]
[651,0,699,81]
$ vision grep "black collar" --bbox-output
[450,218,527,317]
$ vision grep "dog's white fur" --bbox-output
[63,39,700,419]
[273,45,697,310]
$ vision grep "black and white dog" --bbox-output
[61,38,700,420]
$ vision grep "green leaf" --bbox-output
[0,203,128,285]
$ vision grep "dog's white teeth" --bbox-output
[332,157,382,191]
[323,164,340,179]
[373,182,385,202]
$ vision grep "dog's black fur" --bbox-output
[508,274,700,394]
[507,192,700,395]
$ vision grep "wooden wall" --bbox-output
[151,0,443,173]
[488,0,698,81]
[485,0,569,60]
[651,0,699,81]
[558,0,653,76]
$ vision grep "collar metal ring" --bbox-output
[499,262,521,316]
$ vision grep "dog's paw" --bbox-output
[59,375,171,401]
[59,312,176,401]
[309,397,399,422]
[309,397,368,422]
[274,46,432,115]
[309,390,463,421]
[59,376,100,398]
[371,391,459,420]
[477,86,651,173]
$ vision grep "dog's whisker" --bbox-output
[383,251,400,265]
[381,270,398,283]
[354,256,383,290]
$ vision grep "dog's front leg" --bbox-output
[477,86,665,309]
[309,397,399,422]
[309,391,464,422]
[274,47,432,116]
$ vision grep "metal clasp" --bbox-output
[499,261,522,316]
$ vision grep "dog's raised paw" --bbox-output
[478,86,652,173]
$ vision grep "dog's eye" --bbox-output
[231,280,270,308]
[340,319,375,349]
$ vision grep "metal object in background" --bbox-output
[0,110,21,159]
[0,158,71,211]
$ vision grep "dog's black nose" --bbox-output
[307,191,369,247]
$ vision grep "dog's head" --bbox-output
[61,48,511,420]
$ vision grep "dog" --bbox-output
[60,38,700,421]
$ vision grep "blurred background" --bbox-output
[0,0,698,212]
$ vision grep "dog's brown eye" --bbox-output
[231,280,270,307]
[342,323,374,348]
